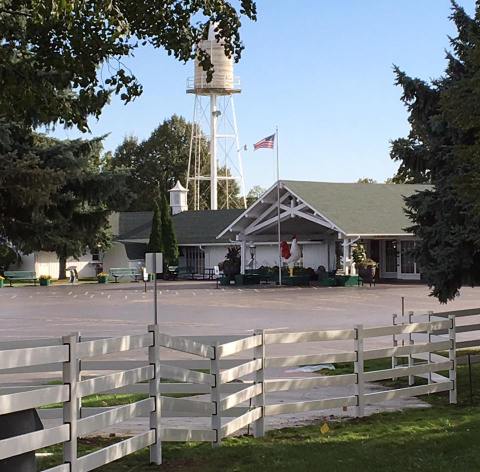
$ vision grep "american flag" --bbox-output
[254,134,275,150]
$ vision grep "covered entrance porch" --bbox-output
[217,181,422,282]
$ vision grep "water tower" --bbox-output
[186,25,246,210]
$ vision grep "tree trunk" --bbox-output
[58,255,67,280]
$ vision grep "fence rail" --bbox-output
[0,308,471,470]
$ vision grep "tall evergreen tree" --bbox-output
[160,194,178,267]
[147,200,163,254]
[0,124,129,278]
[390,1,480,302]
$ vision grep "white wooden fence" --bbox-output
[0,312,461,470]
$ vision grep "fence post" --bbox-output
[63,333,79,472]
[253,329,265,438]
[211,342,222,447]
[77,333,82,419]
[427,311,433,385]
[148,324,162,465]
[354,324,365,417]
[448,314,457,404]
[392,313,398,380]
[408,311,414,386]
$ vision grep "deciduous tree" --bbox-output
[0,1,256,130]
[110,115,242,210]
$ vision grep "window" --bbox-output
[184,247,204,274]
[91,248,100,262]
[400,241,416,274]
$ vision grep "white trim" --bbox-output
[217,182,280,239]
[244,210,292,235]
[346,233,415,237]
[217,181,346,240]
[243,192,291,234]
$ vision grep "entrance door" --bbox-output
[399,240,420,280]
[381,240,398,278]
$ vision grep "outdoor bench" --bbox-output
[108,268,141,283]
[4,271,38,286]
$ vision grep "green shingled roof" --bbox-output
[171,209,244,244]
[117,209,243,244]
[282,181,431,235]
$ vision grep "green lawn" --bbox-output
[37,356,480,471]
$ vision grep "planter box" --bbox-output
[318,277,336,287]
[219,276,232,286]
[97,276,108,284]
[335,275,360,287]
[0,280,4,288]
[281,275,310,286]
[39,279,52,286]
[235,274,262,286]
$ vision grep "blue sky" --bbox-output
[52,0,476,192]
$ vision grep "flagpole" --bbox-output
[276,126,282,286]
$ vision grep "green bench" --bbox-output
[4,271,38,286]
[108,268,141,283]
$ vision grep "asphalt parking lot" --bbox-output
[5,280,466,431]
[1,280,479,349]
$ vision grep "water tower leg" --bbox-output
[210,94,218,210]
[230,96,247,208]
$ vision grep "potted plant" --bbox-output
[352,244,367,267]
[0,275,4,288]
[97,272,109,284]
[39,275,52,286]
[357,258,377,285]
[222,246,241,280]
[352,244,377,281]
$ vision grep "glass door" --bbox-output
[399,240,420,279]
[381,240,399,278]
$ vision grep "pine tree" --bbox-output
[147,199,163,255]
[390,1,480,302]
[0,124,130,279]
[160,194,179,267]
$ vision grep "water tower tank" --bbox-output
[190,26,240,95]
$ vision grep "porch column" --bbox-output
[240,240,246,274]
[342,238,349,275]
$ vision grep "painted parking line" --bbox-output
[107,295,111,300]
[90,294,95,299]
[68,291,73,295]
[73,295,78,299]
